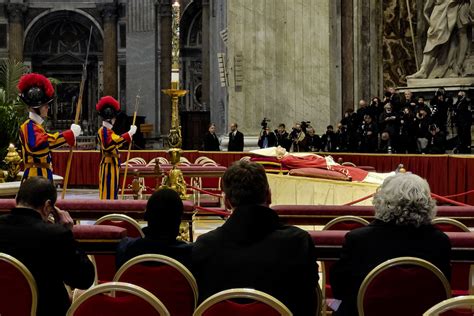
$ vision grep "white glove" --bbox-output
[128,125,137,137]
[70,124,81,137]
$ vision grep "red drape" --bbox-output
[52,151,474,204]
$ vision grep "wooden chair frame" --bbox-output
[193,288,293,316]
[113,254,198,309]
[67,282,170,316]
[357,257,451,316]
[0,252,38,316]
[95,214,145,238]
[423,295,474,315]
[432,217,470,232]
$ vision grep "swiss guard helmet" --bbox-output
[17,73,55,108]
[96,96,120,121]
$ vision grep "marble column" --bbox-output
[101,4,118,98]
[7,4,26,63]
[159,1,172,135]
[201,0,210,110]
[341,0,354,112]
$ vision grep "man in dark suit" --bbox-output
[192,161,318,316]
[116,188,192,268]
[0,177,94,316]
[227,122,244,151]
[330,173,451,316]
[202,123,220,151]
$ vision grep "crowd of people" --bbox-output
[260,88,472,154]
[203,88,472,155]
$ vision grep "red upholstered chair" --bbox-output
[432,218,473,297]
[423,295,474,316]
[193,288,292,316]
[94,214,144,282]
[321,216,369,316]
[0,252,38,316]
[357,257,451,316]
[67,282,169,316]
[113,254,198,316]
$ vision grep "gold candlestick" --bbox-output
[159,0,188,200]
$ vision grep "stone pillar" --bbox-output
[159,1,172,135]
[201,0,210,110]
[341,0,354,113]
[7,4,26,63]
[101,4,118,98]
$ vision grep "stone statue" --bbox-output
[407,0,472,79]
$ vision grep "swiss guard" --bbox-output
[96,96,136,200]
[18,73,81,181]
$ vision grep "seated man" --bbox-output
[330,173,451,316]
[116,188,192,268]
[192,161,318,316]
[0,177,94,316]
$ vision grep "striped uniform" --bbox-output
[97,126,131,200]
[19,119,75,181]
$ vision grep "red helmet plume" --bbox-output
[96,96,120,112]
[17,73,55,108]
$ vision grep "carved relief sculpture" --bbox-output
[408,0,472,79]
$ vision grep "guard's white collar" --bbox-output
[29,111,44,125]
[102,121,113,129]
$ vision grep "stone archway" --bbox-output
[24,10,103,135]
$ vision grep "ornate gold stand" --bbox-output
[3,144,22,182]
[159,88,188,200]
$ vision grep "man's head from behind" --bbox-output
[222,161,270,209]
[16,177,57,220]
[144,188,183,238]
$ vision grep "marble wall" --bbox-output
[382,0,418,88]
[226,0,340,135]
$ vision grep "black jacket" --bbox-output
[0,208,94,316]
[116,226,192,269]
[202,132,220,151]
[330,219,451,316]
[192,205,318,316]
[228,130,244,151]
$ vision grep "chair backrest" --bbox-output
[95,214,144,238]
[0,253,38,316]
[67,282,170,316]
[94,214,144,281]
[114,254,198,316]
[322,215,370,231]
[432,218,471,296]
[432,218,470,232]
[193,288,293,316]
[358,257,451,316]
[321,216,369,316]
[423,295,474,315]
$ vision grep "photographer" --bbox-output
[321,125,337,152]
[288,122,307,152]
[453,91,472,153]
[274,123,291,151]
[305,127,322,152]
[430,88,451,133]
[414,108,432,153]
[258,121,277,148]
[424,124,446,154]
[398,106,417,153]
[357,114,378,153]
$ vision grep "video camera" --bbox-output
[261,118,271,129]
